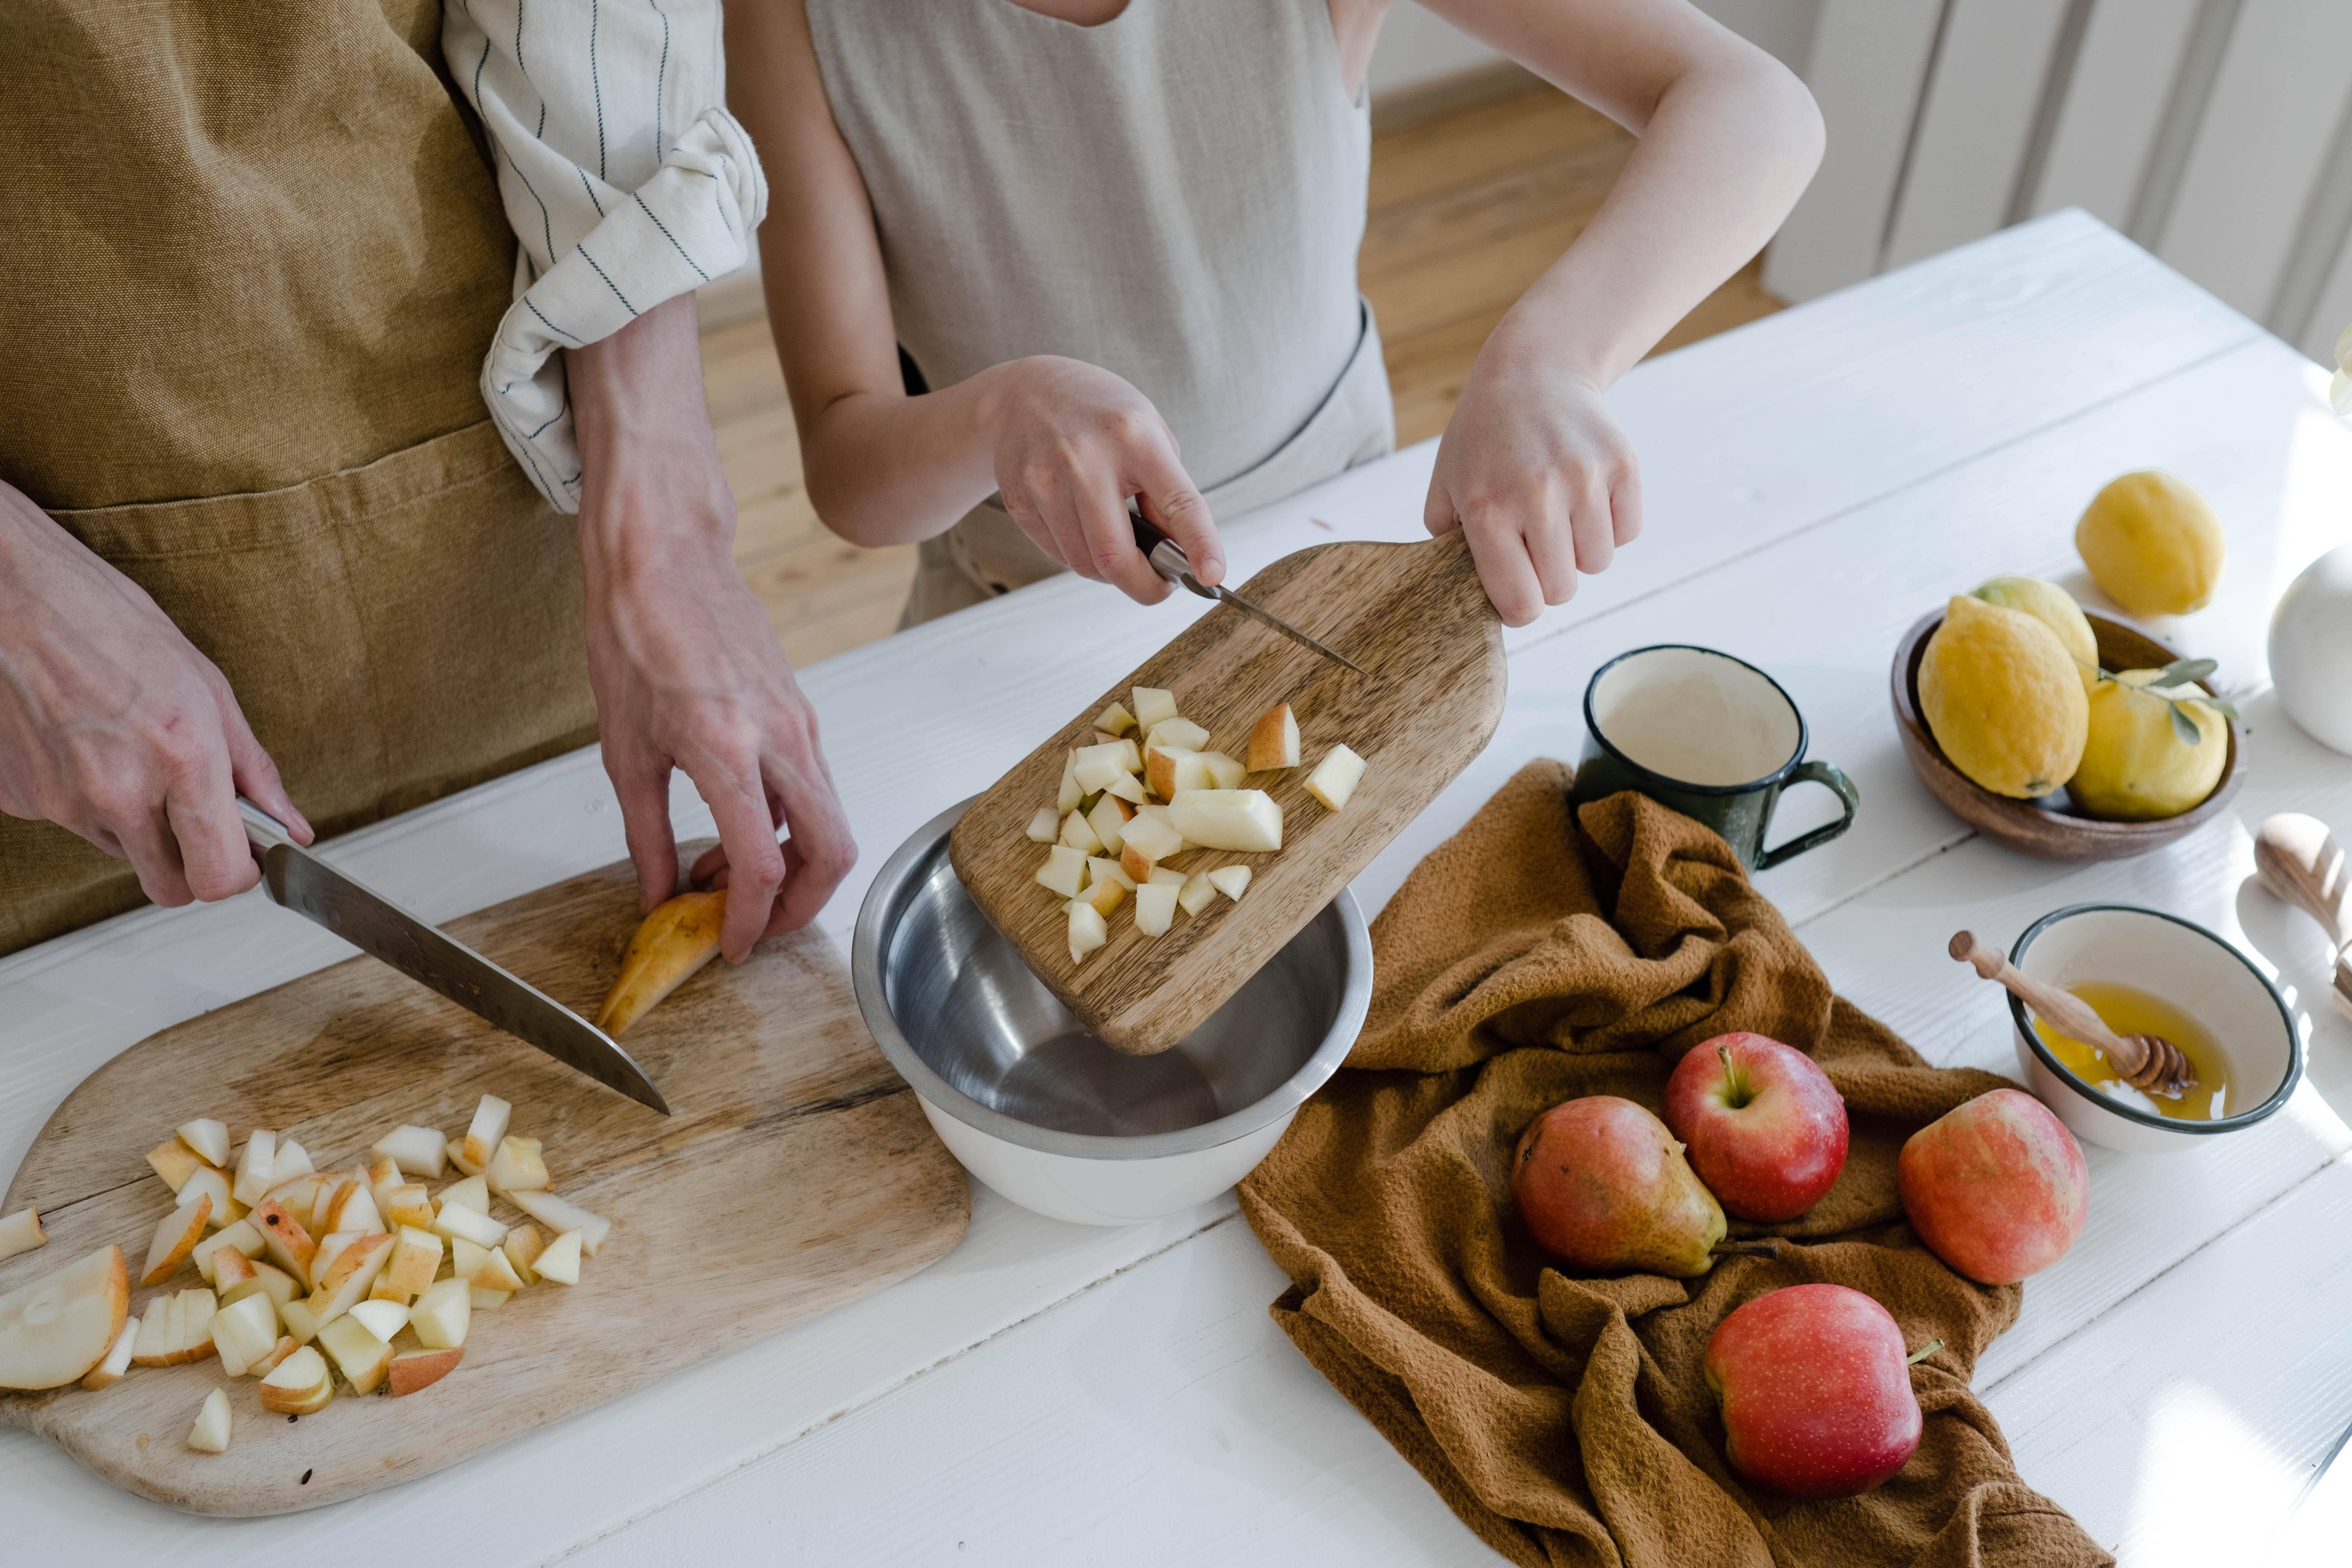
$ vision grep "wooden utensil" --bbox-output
[950,530,1505,1056]
[1949,929,2193,1096]
[0,847,969,1516]
[2253,813,2352,1021]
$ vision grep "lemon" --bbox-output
[1972,576,2099,693]
[1920,594,2089,798]
[2070,670,2226,819]
[2075,472,2224,616]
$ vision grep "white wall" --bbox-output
[1367,0,1823,96]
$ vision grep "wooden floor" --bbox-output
[702,79,1784,670]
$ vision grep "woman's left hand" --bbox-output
[1424,340,1642,628]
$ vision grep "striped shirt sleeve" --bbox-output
[443,0,766,511]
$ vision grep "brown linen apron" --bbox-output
[0,0,597,956]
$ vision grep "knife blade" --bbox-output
[1129,507,1366,674]
[239,798,670,1113]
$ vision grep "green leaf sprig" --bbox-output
[2084,656,2240,745]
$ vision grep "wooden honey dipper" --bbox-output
[2253,813,2352,1023]
[1949,930,2194,1097]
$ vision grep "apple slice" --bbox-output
[1168,789,1282,852]
[1177,871,1217,916]
[371,1124,447,1180]
[213,1248,258,1293]
[346,1298,408,1342]
[81,1318,138,1390]
[1035,843,1087,898]
[470,1244,525,1292]
[1093,700,1138,735]
[191,1218,265,1285]
[367,1153,403,1203]
[257,1344,333,1415]
[381,1183,434,1231]
[270,1138,314,1185]
[1118,809,1185,865]
[446,1136,485,1178]
[470,1286,511,1310]
[147,1138,209,1196]
[389,1346,462,1396]
[209,1289,279,1377]
[1208,865,1253,900]
[450,1236,491,1280]
[410,1277,472,1349]
[1147,867,1186,886]
[1146,717,1210,753]
[460,1094,513,1173]
[1246,703,1300,770]
[0,1205,44,1262]
[1145,746,1212,800]
[1118,841,1156,885]
[306,1231,392,1326]
[1087,855,1136,892]
[277,1295,322,1347]
[1072,741,1139,793]
[1025,807,1061,843]
[1133,881,1180,937]
[1057,751,1083,814]
[1132,686,1179,729]
[1059,807,1105,856]
[327,1179,382,1237]
[1067,899,1109,963]
[596,891,727,1036]
[534,1230,584,1286]
[431,1202,508,1250]
[231,1130,277,1207]
[316,1313,392,1395]
[438,1174,490,1214]
[1086,795,1132,856]
[487,1136,548,1196]
[132,1300,169,1365]
[186,1387,233,1453]
[1304,744,1367,810]
[136,1288,217,1366]
[1105,773,1148,805]
[222,1259,300,1314]
[381,1226,442,1299]
[1200,752,1247,790]
[250,1335,299,1377]
[177,1118,231,1168]
[506,1190,611,1255]
[1080,875,1126,918]
[175,1165,242,1231]
[250,1198,316,1283]
[142,1193,212,1285]
[0,1245,128,1390]
[504,1223,547,1286]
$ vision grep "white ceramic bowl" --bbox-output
[2006,904,2301,1153]
[852,799,1373,1225]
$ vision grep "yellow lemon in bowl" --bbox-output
[2070,670,2227,820]
[1971,575,2099,693]
[1920,594,2089,798]
[2075,471,2224,616]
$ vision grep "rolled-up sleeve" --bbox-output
[444,0,767,511]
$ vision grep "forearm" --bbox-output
[567,295,737,590]
[793,363,1028,548]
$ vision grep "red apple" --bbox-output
[1663,1032,1849,1222]
[1898,1088,2087,1285]
[1704,1283,1928,1498]
[1511,1096,1727,1277]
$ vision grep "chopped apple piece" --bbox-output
[173,1118,230,1168]
[327,1179,382,1237]
[371,1124,447,1180]
[430,1202,508,1250]
[1119,841,1156,884]
[222,1259,299,1314]
[505,1190,611,1255]
[270,1138,314,1185]
[1133,881,1180,936]
[213,1248,257,1292]
[1168,789,1282,852]
[1088,855,1136,891]
[186,1386,233,1453]
[534,1230,584,1286]
[230,1129,276,1206]
[317,1313,393,1395]
[471,1244,525,1292]
[1060,807,1107,856]
[347,1298,408,1342]
[1148,867,1186,887]
[1118,810,1186,864]
[390,1346,462,1396]
[446,1135,484,1178]
[209,1289,279,1377]
[1145,745,1213,800]
[1134,800,1174,825]
[367,1153,403,1203]
[148,1137,209,1196]
[438,1174,490,1214]
[132,1301,168,1365]
[487,1136,549,1196]
[1208,865,1253,900]
[82,1318,138,1390]
[0,1206,44,1262]
[470,1286,511,1309]
[504,1223,547,1286]
[410,1277,472,1349]
[133,1288,217,1366]
[381,1226,441,1300]
[1304,744,1367,810]
[191,1218,265,1285]
[249,1199,315,1283]
[142,1193,212,1285]
[382,1183,434,1231]
[596,890,727,1037]
[1094,700,1137,735]
[306,1231,393,1327]
[1246,703,1300,770]
[1035,842,1087,897]
[1178,871,1218,916]
[1201,751,1247,790]
[1025,806,1062,843]
[1132,686,1178,729]
[1086,794,1133,855]
[1105,772,1148,805]
[460,1094,513,1172]
[450,1236,491,1279]
[1057,751,1083,814]
[1067,900,1108,964]
[257,1344,333,1415]
[306,1225,352,1285]
[277,1296,322,1346]
[1146,717,1210,753]
[250,1335,299,1377]
[175,1165,242,1231]
[0,1245,128,1390]
[1071,740,1140,793]
[1080,876,1126,917]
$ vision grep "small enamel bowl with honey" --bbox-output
[2006,904,2303,1154]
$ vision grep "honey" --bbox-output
[2030,980,2234,1121]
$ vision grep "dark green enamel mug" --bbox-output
[1570,645,1859,872]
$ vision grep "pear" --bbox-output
[1511,1095,1733,1278]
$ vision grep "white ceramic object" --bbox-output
[2006,904,2301,1153]
[2270,542,2352,756]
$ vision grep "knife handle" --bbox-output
[1129,505,1215,600]
[237,796,300,853]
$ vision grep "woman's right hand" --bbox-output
[979,355,1227,603]
[0,481,311,905]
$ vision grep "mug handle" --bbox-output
[1755,761,1860,871]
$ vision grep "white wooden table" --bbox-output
[6,211,2351,1566]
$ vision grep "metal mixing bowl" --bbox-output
[852,798,1372,1224]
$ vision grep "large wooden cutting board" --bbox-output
[950,531,1505,1054]
[0,848,969,1516]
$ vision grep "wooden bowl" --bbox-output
[1889,609,2244,861]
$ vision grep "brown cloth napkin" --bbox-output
[1238,762,2112,1568]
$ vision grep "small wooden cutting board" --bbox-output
[949,530,1505,1054]
[0,847,968,1516]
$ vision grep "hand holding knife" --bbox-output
[1128,505,1364,674]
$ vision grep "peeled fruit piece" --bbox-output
[504,1223,548,1286]
[1146,717,1210,754]
[471,1286,511,1310]
[231,1129,276,1207]
[1972,576,2098,693]
[1106,773,1148,805]
[1704,1284,1923,1498]
[1072,740,1139,793]
[1898,1089,2086,1284]
[1146,746,1212,800]
[1080,875,1126,918]
[390,1346,463,1396]
[1057,752,1083,814]
[506,1189,611,1254]
[143,1193,212,1285]
[0,1245,129,1389]
[317,1313,393,1395]
[1511,1098,1726,1277]
[1132,686,1178,729]
[1200,752,1247,791]
[371,1124,447,1180]
[2070,669,2226,820]
[1919,594,2087,798]
[1026,807,1061,843]
[250,1198,316,1282]
[1086,795,1131,855]
[250,1335,299,1378]
[381,1183,434,1231]
[488,1135,549,1195]
[270,1138,314,1184]
[346,1298,409,1342]
[431,1202,508,1250]
[1303,744,1366,811]
[1095,701,1136,736]
[1207,865,1251,900]
[1247,703,1299,771]
[596,891,725,1036]
[257,1344,334,1415]
[82,1319,137,1390]
[187,1387,233,1453]
[1060,807,1105,856]
[1068,899,1109,963]
[439,1174,490,1214]
[535,1230,584,1285]
[2076,470,2224,616]
[1134,881,1180,936]
[147,1137,207,1194]
[1167,789,1282,852]
[176,1165,240,1230]
[1035,843,1087,897]
[1118,808,1185,865]
[210,1289,280,1377]
[446,1136,485,1178]
[1177,872,1217,916]
[177,1118,231,1168]
[132,1288,217,1366]
[461,1094,512,1173]
[0,1205,45,1261]
[306,1231,394,1325]
[410,1278,472,1349]
[191,1218,265,1285]
[223,1259,299,1313]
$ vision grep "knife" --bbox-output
[1130,507,1365,674]
[239,798,670,1113]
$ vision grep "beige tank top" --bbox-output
[805,0,1375,496]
